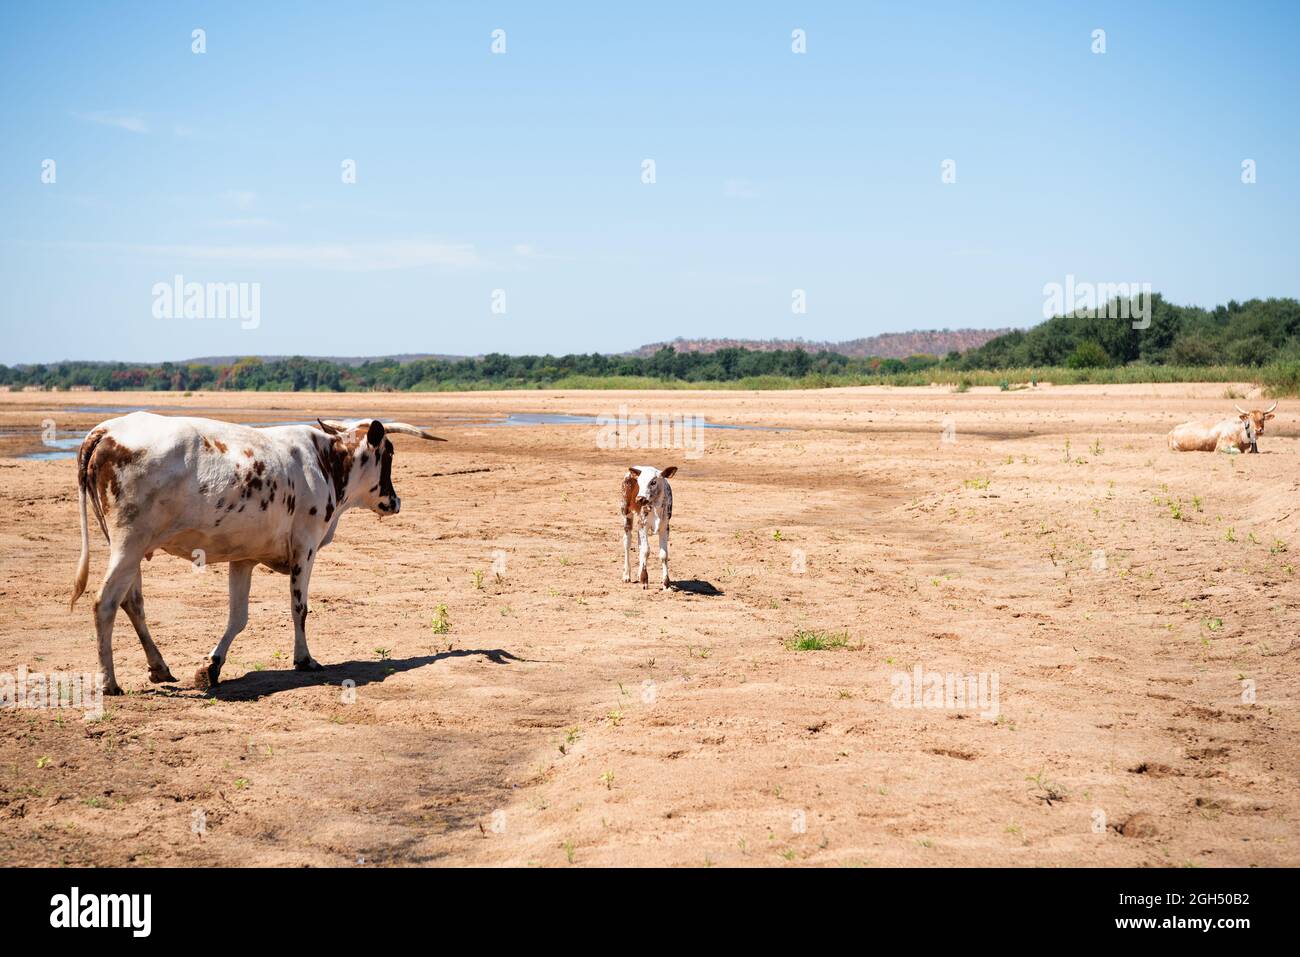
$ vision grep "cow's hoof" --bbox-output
[193,657,222,691]
[294,657,323,672]
[622,574,632,583]
[149,666,178,684]
[662,582,671,591]
[104,682,124,697]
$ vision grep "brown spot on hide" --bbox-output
[88,434,144,519]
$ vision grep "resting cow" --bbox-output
[69,412,443,694]
[1167,410,1261,453]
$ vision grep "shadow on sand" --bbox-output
[670,579,724,596]
[189,648,524,702]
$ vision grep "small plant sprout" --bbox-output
[785,630,851,651]
[430,603,451,635]
[472,569,485,589]
[600,770,615,790]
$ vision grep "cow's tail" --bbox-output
[70,482,91,611]
[70,429,109,611]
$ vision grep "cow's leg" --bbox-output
[195,559,254,690]
[92,549,143,695]
[291,553,321,671]
[637,522,650,587]
[120,570,176,684]
[622,511,633,583]
[657,514,671,590]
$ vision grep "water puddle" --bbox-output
[7,409,784,460]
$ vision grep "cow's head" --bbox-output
[317,419,446,516]
[627,465,677,511]
[1234,402,1277,453]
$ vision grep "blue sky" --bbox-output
[2,1,1297,363]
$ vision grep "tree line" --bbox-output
[4,295,1297,391]
[0,349,940,392]
[953,295,1300,370]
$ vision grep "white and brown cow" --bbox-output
[1167,403,1276,453]
[69,412,443,694]
[620,465,677,589]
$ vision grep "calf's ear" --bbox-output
[660,466,678,479]
[367,419,386,447]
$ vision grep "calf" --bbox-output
[620,466,677,589]
[69,412,443,693]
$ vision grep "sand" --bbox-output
[0,383,1296,866]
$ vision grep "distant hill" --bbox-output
[628,330,1010,360]
[183,353,464,367]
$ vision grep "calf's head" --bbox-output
[1235,402,1277,452]
[627,465,677,510]
[317,419,446,516]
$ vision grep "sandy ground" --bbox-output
[0,384,1296,867]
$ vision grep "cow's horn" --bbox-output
[1265,401,1278,414]
[1234,405,1247,415]
[317,418,343,435]
[382,422,447,442]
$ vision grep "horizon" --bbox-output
[3,2,1299,364]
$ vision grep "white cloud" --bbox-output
[76,111,148,134]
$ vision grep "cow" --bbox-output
[620,465,677,589]
[1234,402,1278,453]
[69,412,444,694]
[1167,410,1259,453]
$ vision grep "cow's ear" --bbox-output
[1266,412,1276,420]
[660,466,677,479]
[1240,413,1251,420]
[627,467,641,477]
[367,420,386,447]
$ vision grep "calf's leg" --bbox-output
[657,514,671,590]
[195,559,254,690]
[622,512,633,583]
[638,522,650,587]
